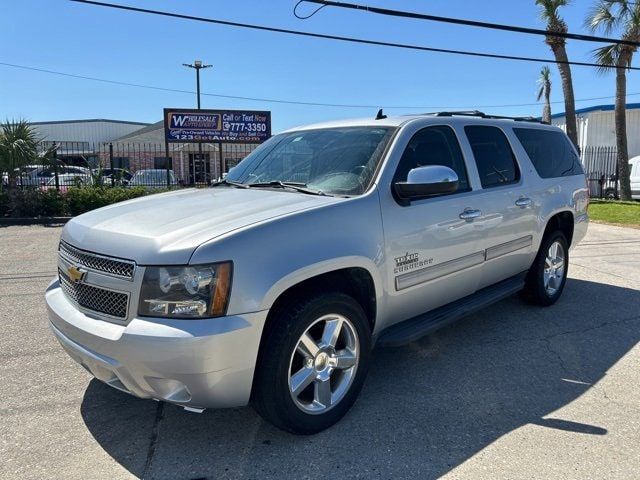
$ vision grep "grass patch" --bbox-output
[589,199,640,227]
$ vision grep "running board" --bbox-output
[378,272,527,347]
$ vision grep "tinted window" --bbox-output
[394,125,470,193]
[513,128,583,178]
[465,126,519,188]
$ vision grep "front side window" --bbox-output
[465,126,520,188]
[513,128,583,178]
[226,127,396,196]
[393,125,470,193]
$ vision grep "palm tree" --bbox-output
[536,0,579,148]
[537,66,553,123]
[586,0,640,201]
[0,120,40,188]
[0,119,55,214]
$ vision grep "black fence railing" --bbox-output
[2,141,624,198]
[5,141,260,190]
[581,145,618,199]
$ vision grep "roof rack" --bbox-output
[421,110,545,124]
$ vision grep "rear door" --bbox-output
[461,125,540,289]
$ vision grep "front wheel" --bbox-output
[252,292,372,434]
[521,231,569,306]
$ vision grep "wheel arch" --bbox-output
[263,262,380,332]
[543,210,575,247]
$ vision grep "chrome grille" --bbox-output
[59,269,129,319]
[59,240,135,280]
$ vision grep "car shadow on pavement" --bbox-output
[80,278,640,480]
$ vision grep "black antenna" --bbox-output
[375,108,387,120]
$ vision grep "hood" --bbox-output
[62,187,342,264]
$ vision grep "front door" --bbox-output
[379,125,485,324]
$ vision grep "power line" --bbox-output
[302,0,640,47]
[2,60,638,110]
[68,0,640,71]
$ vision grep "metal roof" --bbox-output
[29,118,151,126]
[551,103,640,119]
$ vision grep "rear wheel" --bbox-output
[522,231,569,306]
[252,292,371,434]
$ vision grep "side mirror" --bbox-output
[394,165,459,202]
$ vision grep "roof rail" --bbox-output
[421,111,545,124]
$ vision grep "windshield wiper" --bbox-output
[211,178,250,188]
[247,180,327,196]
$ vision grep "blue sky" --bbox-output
[1,0,639,132]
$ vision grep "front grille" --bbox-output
[59,240,135,280]
[59,269,129,319]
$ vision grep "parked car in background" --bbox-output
[46,112,588,434]
[603,157,640,200]
[41,173,93,192]
[630,156,640,200]
[100,168,133,186]
[22,165,91,187]
[128,168,177,187]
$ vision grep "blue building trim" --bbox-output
[551,103,640,119]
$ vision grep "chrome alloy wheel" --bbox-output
[288,314,359,414]
[544,240,565,296]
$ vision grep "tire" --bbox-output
[521,231,569,306]
[252,292,372,434]
[604,188,618,200]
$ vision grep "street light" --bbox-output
[182,60,213,110]
[182,60,213,183]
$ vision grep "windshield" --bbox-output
[226,126,396,196]
[132,171,174,183]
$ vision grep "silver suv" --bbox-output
[46,111,589,434]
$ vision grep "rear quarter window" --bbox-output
[513,128,584,178]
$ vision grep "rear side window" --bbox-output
[513,128,584,178]
[464,126,520,188]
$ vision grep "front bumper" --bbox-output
[45,279,268,409]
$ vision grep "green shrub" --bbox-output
[2,185,176,218]
[0,190,8,216]
[65,186,151,216]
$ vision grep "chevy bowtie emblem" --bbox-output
[67,265,86,283]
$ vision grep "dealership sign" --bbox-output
[164,108,271,143]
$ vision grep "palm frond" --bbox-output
[536,0,569,23]
[586,1,620,34]
[592,43,623,73]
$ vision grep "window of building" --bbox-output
[513,128,583,178]
[394,125,470,194]
[112,157,130,169]
[464,126,520,188]
[154,156,172,169]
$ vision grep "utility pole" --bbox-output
[182,60,213,183]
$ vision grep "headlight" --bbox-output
[138,262,232,319]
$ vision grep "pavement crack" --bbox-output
[540,313,640,342]
[542,337,572,376]
[142,401,165,480]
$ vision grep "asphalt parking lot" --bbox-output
[1,222,639,479]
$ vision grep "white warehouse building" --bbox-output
[551,103,640,157]
[29,119,150,144]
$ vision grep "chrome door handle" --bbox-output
[459,208,481,221]
[515,197,532,208]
